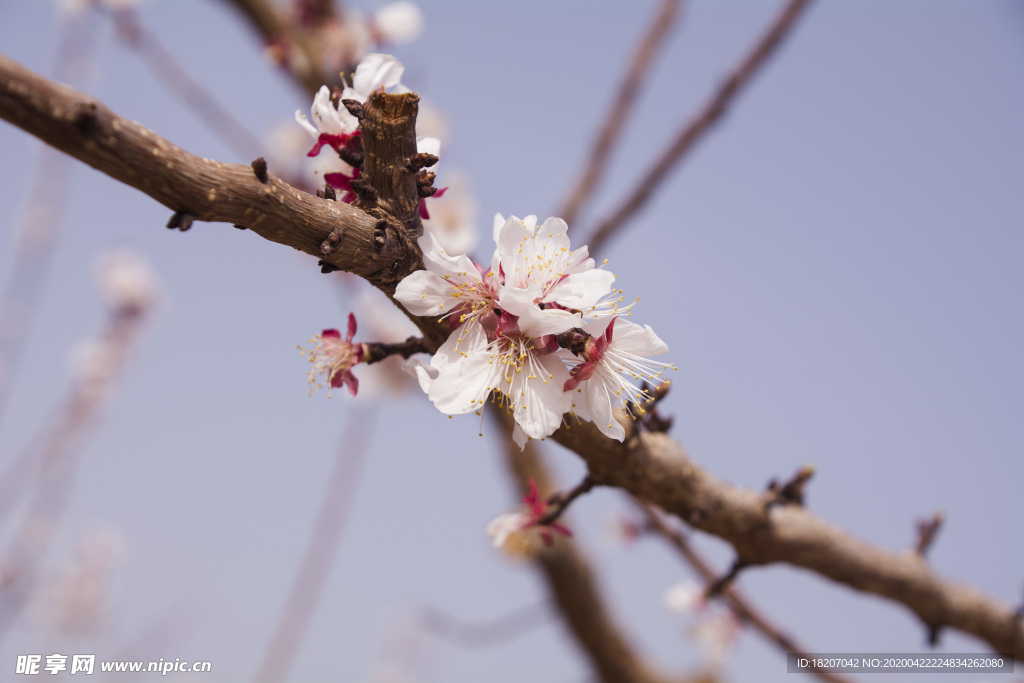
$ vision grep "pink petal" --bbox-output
[345,312,358,342]
[321,329,341,338]
[307,132,352,158]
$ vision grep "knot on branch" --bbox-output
[350,176,378,203]
[74,101,98,135]
[341,98,363,119]
[320,228,342,256]
[765,465,814,509]
[250,157,269,184]
[406,152,438,172]
[317,260,340,274]
[316,182,337,201]
[914,512,944,557]
[707,558,750,598]
[337,135,364,168]
[165,210,194,232]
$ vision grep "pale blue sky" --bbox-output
[1,1,1022,681]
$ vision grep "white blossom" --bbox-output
[565,317,674,441]
[664,579,704,614]
[94,248,160,314]
[392,212,673,447]
[422,170,478,256]
[295,53,408,146]
[374,2,424,44]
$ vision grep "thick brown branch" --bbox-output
[0,53,445,353]
[554,422,1024,660]
[587,0,814,254]
[558,0,685,227]
[4,43,1020,670]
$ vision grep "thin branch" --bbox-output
[536,475,597,528]
[642,506,855,683]
[0,53,445,352]
[557,0,685,227]
[553,421,1024,660]
[495,412,684,683]
[0,12,95,433]
[363,336,427,364]
[253,407,377,683]
[0,304,153,645]
[914,512,944,557]
[4,49,1021,664]
[414,602,553,649]
[587,0,814,254]
[108,8,264,159]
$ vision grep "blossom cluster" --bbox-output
[396,214,674,447]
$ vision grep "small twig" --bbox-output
[362,336,428,364]
[558,0,685,227]
[766,464,815,508]
[253,407,378,683]
[251,157,269,183]
[495,412,675,683]
[642,506,856,683]
[587,0,814,254]
[0,11,94,434]
[926,624,942,648]
[108,7,264,159]
[165,210,195,232]
[706,558,749,598]
[415,602,553,649]
[914,512,944,557]
[536,475,597,527]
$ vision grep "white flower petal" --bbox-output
[394,270,459,316]
[547,269,616,310]
[294,110,319,139]
[609,318,669,356]
[351,53,406,99]
[429,348,495,415]
[402,357,438,393]
[507,350,572,440]
[416,135,441,157]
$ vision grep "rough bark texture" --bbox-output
[0,53,447,352]
[554,420,1024,659]
[2,51,1021,663]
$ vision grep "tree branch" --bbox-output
[587,0,814,254]
[642,506,855,683]
[0,52,446,352]
[3,45,1020,666]
[553,421,1024,660]
[557,0,685,227]
[497,413,687,683]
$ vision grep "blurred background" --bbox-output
[0,0,1022,681]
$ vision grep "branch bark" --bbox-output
[554,421,1024,660]
[3,49,1020,664]
[0,52,445,353]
